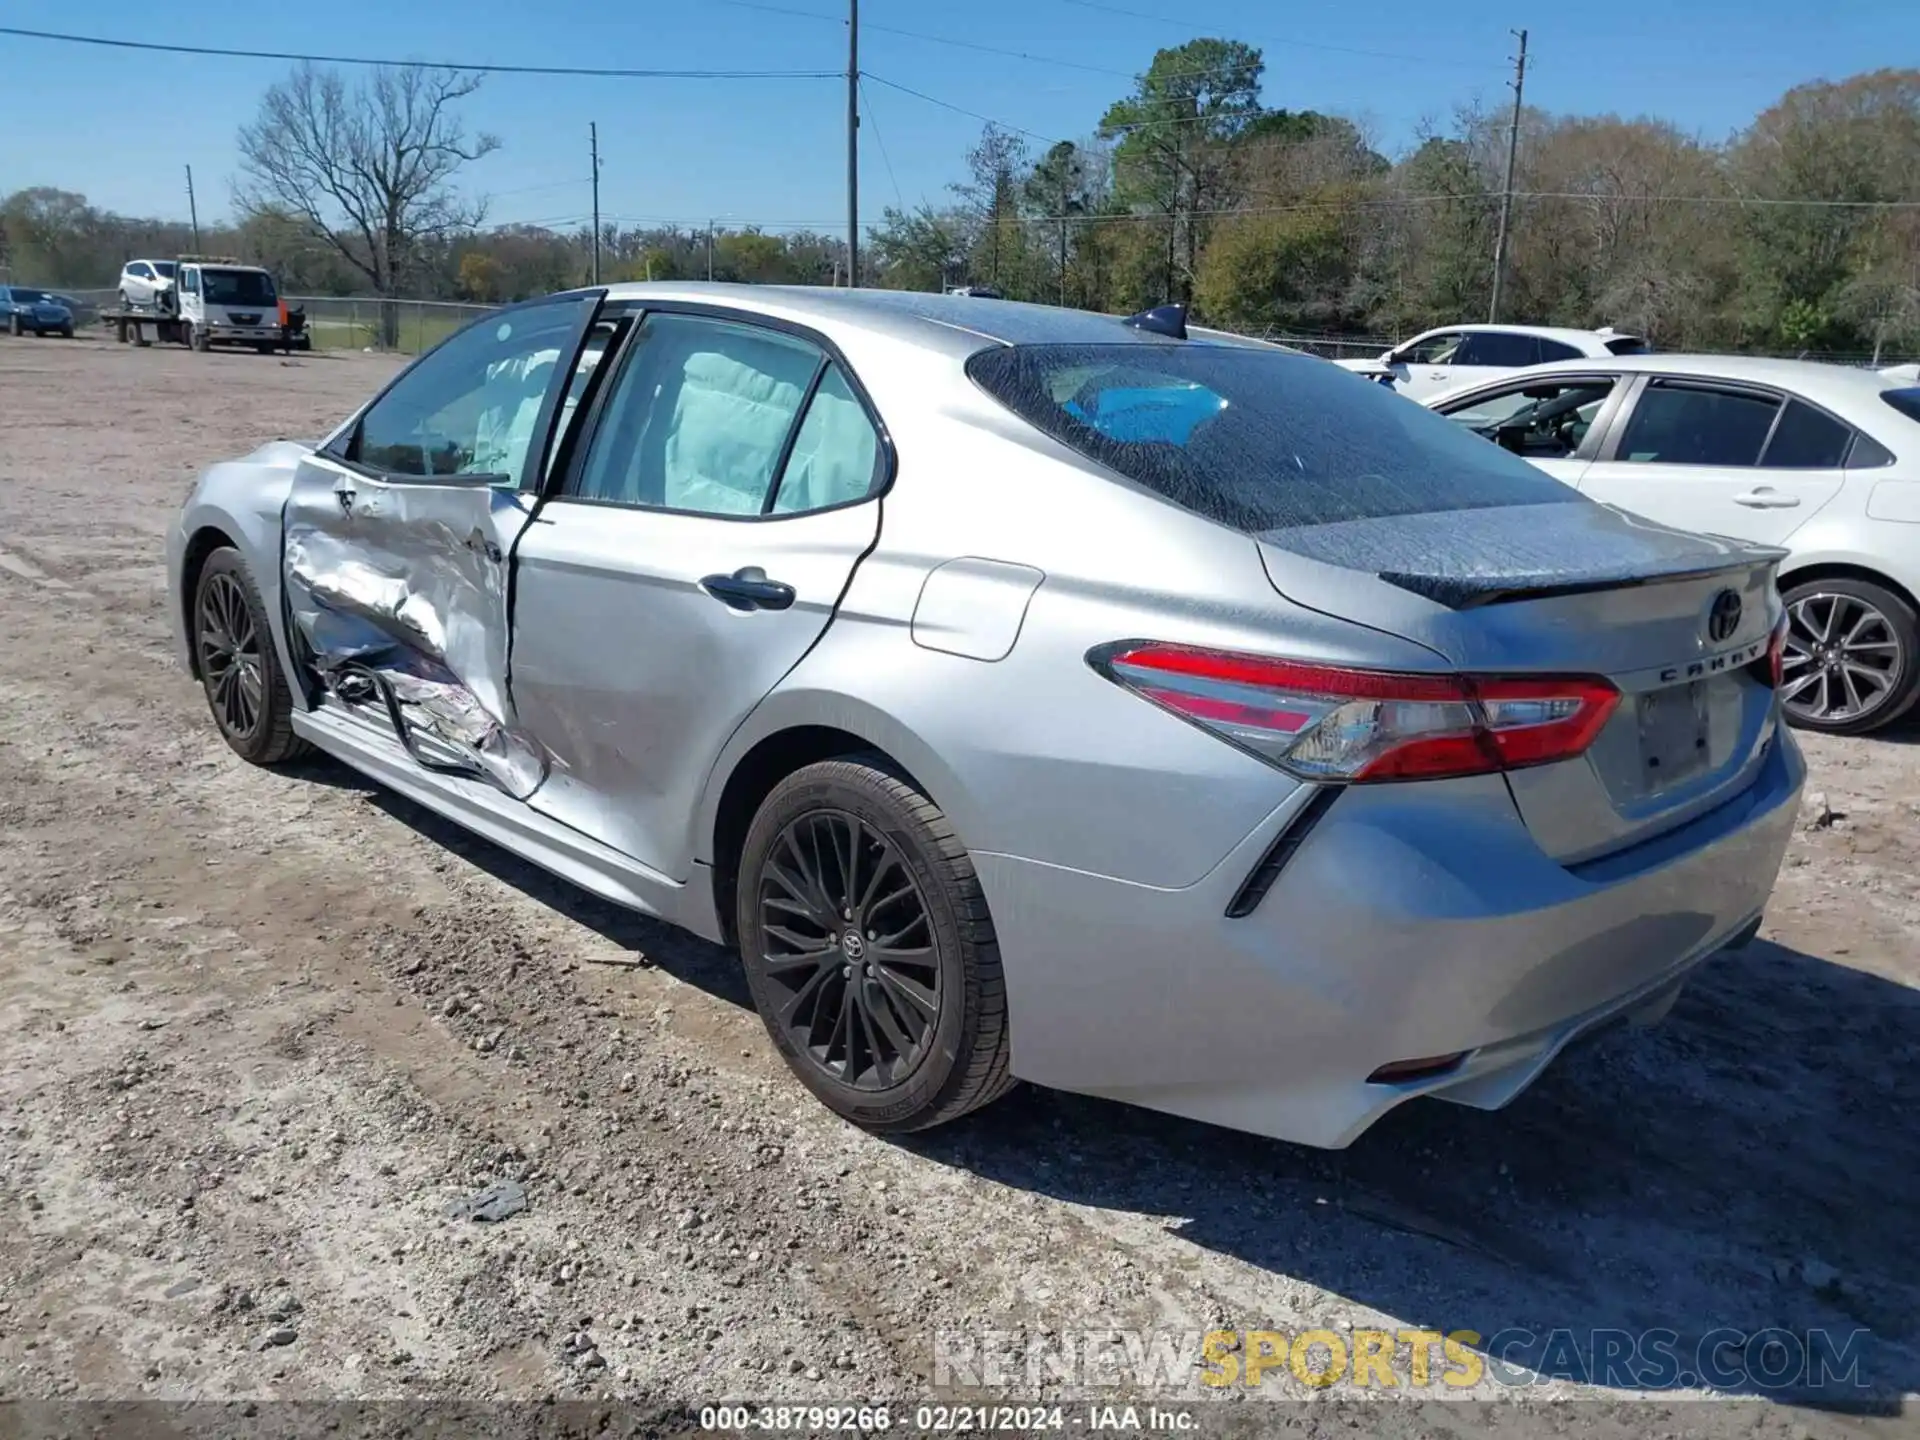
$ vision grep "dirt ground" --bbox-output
[1,332,1917,1438]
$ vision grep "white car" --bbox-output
[1882,363,1920,383]
[1338,324,1650,401]
[1426,355,1920,734]
[118,258,178,310]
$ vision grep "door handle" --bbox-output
[1733,488,1801,509]
[700,566,796,612]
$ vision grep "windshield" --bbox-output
[202,269,277,306]
[153,261,177,279]
[1884,388,1920,426]
[966,342,1583,532]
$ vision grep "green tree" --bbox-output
[1098,39,1265,303]
[1024,141,1096,306]
[868,205,970,291]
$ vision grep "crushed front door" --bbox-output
[279,292,600,798]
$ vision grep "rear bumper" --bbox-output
[977,728,1804,1149]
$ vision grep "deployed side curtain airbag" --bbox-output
[660,347,809,515]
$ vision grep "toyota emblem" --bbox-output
[1706,589,1743,644]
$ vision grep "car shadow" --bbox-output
[901,938,1920,1408]
[297,752,1917,1406]
[337,767,754,1008]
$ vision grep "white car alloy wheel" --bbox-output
[1779,580,1918,734]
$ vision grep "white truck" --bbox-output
[104,255,306,353]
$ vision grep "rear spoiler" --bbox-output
[1260,504,1788,612]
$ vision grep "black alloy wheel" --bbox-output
[192,549,309,765]
[198,568,263,743]
[736,757,1014,1132]
[757,808,941,1092]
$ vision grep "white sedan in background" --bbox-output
[1337,323,1650,401]
[1426,355,1920,735]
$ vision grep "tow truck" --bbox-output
[102,255,309,354]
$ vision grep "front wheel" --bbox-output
[193,548,309,765]
[735,757,1014,1133]
[1780,577,1920,735]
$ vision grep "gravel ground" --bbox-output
[0,333,1917,1437]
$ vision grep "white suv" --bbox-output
[118,259,179,310]
[1337,324,1650,401]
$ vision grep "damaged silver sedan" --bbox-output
[167,285,1803,1148]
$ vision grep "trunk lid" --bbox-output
[1258,501,1786,862]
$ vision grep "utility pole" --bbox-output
[590,123,602,285]
[1488,27,1527,324]
[707,220,716,282]
[846,0,859,287]
[185,165,201,251]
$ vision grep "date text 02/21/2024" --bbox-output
[697,1403,1197,1431]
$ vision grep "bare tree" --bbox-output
[237,63,498,344]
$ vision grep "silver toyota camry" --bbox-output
[165,285,1805,1149]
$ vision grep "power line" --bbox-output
[0,25,839,78]
[859,76,908,212]
[862,73,1068,145]
[710,0,1138,78]
[707,0,1310,87]
[492,185,1920,235]
[1050,0,1494,72]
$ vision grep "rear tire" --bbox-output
[1779,577,1919,735]
[735,756,1014,1133]
[192,548,310,766]
[58,325,73,339]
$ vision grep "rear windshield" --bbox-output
[1885,388,1920,425]
[965,342,1584,531]
[1604,335,1651,355]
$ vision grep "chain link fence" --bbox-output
[54,288,496,355]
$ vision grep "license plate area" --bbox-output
[1635,680,1712,795]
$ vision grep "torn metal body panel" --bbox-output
[282,454,547,798]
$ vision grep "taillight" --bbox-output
[1092,642,1620,783]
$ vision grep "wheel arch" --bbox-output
[1776,559,1920,621]
[701,701,971,951]
[179,524,241,680]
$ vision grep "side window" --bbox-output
[1454,331,1540,367]
[1441,378,1617,459]
[772,364,883,513]
[1398,331,1463,365]
[1761,400,1852,468]
[1615,383,1781,467]
[182,268,201,296]
[569,313,822,514]
[1536,338,1584,363]
[345,296,592,483]
[132,263,152,281]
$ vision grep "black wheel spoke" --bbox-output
[873,964,938,1021]
[755,806,940,1094]
[198,572,265,740]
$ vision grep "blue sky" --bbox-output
[0,0,1909,235]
